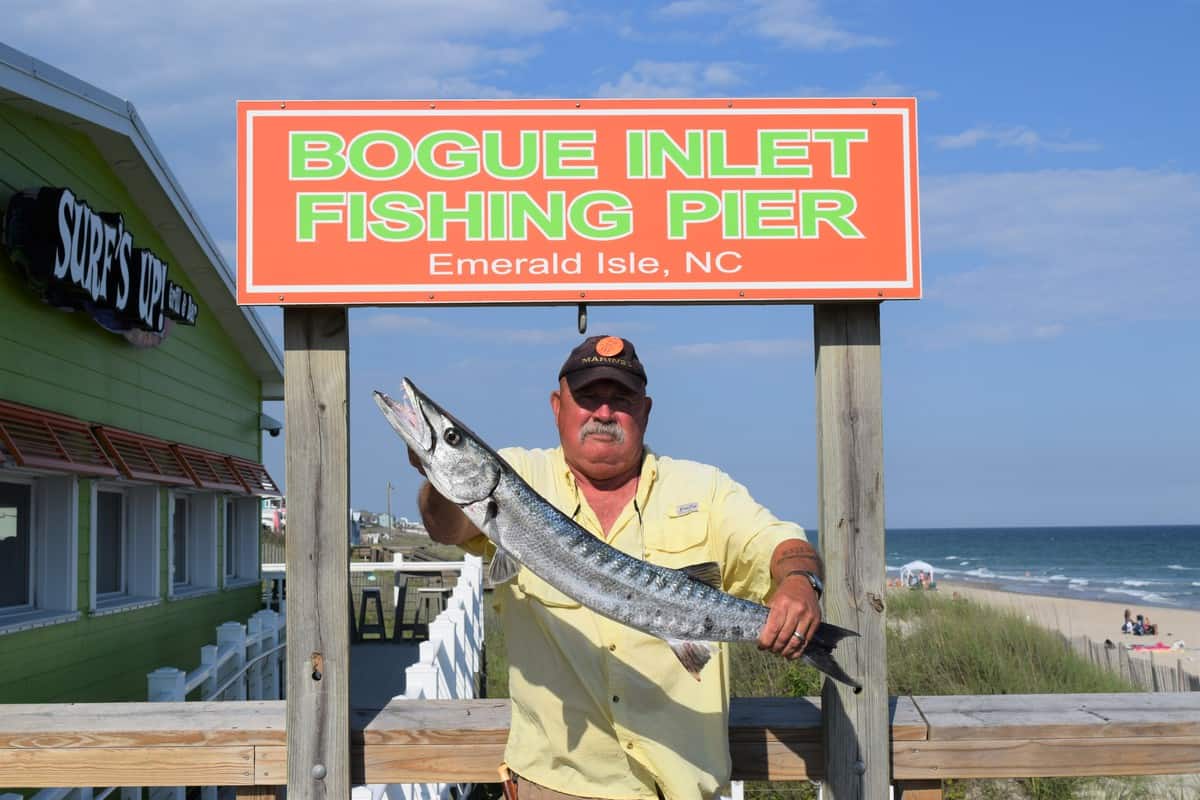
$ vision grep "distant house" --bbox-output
[0,43,283,703]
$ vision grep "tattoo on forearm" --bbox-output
[773,543,823,580]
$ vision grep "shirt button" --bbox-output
[612,695,620,703]
[626,741,634,750]
[609,644,616,651]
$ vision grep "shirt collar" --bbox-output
[552,445,658,507]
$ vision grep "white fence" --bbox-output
[361,554,485,800]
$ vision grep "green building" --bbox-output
[0,43,284,703]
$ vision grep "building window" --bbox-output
[170,492,218,596]
[0,482,33,609]
[96,490,125,596]
[0,474,79,633]
[173,495,190,587]
[224,496,260,585]
[91,484,159,612]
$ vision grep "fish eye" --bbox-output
[443,427,462,446]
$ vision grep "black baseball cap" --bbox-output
[558,335,648,394]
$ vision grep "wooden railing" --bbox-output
[3,693,1198,797]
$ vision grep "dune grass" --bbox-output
[477,590,1181,800]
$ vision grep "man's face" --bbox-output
[551,377,652,482]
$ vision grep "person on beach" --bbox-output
[410,334,823,800]
[1122,608,1135,634]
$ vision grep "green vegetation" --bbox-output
[477,589,1189,800]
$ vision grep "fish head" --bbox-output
[374,379,502,506]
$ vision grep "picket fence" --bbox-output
[17,554,484,800]
[1064,633,1200,692]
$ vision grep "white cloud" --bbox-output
[658,0,728,16]
[671,338,810,357]
[935,125,1100,153]
[748,0,888,50]
[856,71,940,102]
[597,60,750,97]
[920,168,1200,342]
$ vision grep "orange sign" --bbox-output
[237,98,920,305]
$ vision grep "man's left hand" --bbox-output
[758,575,822,659]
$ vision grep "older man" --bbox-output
[413,334,823,800]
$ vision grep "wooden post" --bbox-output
[285,307,350,800]
[814,303,888,800]
[895,780,943,800]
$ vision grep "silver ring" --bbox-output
[792,631,806,645]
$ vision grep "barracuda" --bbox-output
[374,378,861,690]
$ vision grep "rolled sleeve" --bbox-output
[711,470,807,603]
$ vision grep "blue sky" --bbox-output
[6,1,1198,528]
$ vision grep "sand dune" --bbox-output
[931,580,1200,671]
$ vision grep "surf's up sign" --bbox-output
[237,99,920,305]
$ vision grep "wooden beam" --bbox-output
[894,780,943,800]
[814,302,889,800]
[284,307,351,800]
[9,693,1200,786]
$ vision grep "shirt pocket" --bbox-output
[515,567,582,609]
[644,503,713,571]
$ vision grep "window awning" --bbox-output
[230,457,281,496]
[93,427,195,486]
[173,444,249,494]
[0,399,119,476]
[0,397,276,494]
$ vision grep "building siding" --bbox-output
[1,95,271,706]
[0,103,262,460]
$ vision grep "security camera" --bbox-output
[259,413,283,438]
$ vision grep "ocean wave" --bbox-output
[1168,564,1195,571]
[1102,587,1177,605]
[965,567,995,578]
[1048,575,1070,582]
[944,555,959,560]
[1069,578,1089,586]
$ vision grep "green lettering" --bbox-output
[744,190,797,238]
[647,130,704,179]
[290,132,346,180]
[667,191,721,239]
[626,130,645,178]
[416,131,481,179]
[569,191,632,240]
[758,130,811,177]
[707,131,757,177]
[813,130,868,177]
[296,193,345,241]
[427,192,485,240]
[368,192,425,241]
[800,191,861,238]
[347,131,413,180]
[510,192,567,239]
[482,130,539,179]
[544,131,597,178]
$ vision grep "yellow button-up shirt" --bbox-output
[464,446,806,800]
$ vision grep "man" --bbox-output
[412,335,824,800]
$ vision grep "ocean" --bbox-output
[866,525,1200,611]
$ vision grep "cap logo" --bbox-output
[595,336,624,357]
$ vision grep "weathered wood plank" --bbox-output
[0,746,255,786]
[914,693,1200,740]
[284,307,351,800]
[893,736,1200,779]
[0,701,285,747]
[814,302,888,800]
[894,780,943,800]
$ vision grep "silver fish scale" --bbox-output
[494,473,768,642]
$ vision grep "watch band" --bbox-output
[783,569,823,598]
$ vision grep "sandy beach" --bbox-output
[932,580,1200,671]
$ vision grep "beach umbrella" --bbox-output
[900,560,935,587]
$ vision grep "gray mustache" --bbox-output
[579,419,624,443]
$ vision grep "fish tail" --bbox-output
[804,645,863,693]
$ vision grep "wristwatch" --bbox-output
[785,569,824,598]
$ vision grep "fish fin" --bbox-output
[803,644,863,693]
[487,547,521,585]
[666,638,713,680]
[679,561,722,589]
[810,621,860,650]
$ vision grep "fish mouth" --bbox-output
[373,378,433,453]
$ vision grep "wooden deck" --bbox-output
[2,693,1198,787]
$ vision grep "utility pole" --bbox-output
[386,481,393,528]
